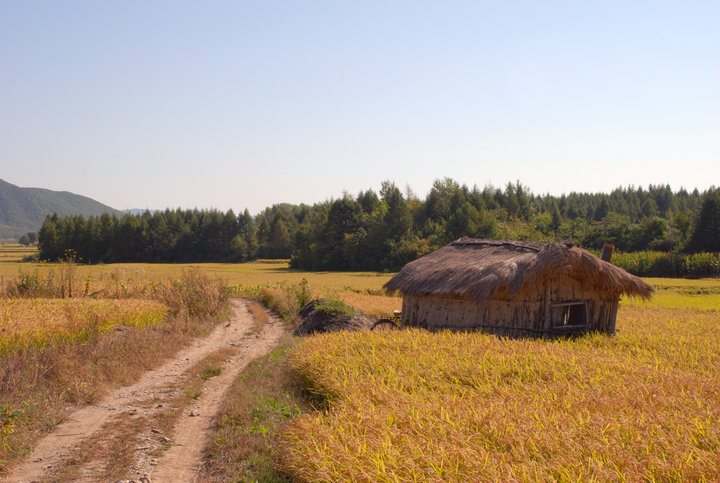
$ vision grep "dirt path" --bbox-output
[5,299,285,483]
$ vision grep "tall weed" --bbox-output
[153,268,229,320]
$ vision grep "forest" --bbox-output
[36,180,720,272]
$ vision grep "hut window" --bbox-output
[550,301,588,328]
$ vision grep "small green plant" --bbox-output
[14,270,41,296]
[1,405,20,451]
[295,278,312,307]
[201,363,223,381]
[314,298,355,318]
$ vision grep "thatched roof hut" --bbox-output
[384,238,653,337]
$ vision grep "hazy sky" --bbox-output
[1,1,718,214]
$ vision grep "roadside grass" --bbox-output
[0,270,229,474]
[0,314,219,473]
[201,335,310,482]
[3,242,718,479]
[279,305,720,481]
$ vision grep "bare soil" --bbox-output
[5,299,285,483]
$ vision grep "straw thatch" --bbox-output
[384,238,654,336]
[384,238,654,303]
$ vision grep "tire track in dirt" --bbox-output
[5,299,285,483]
[147,308,284,482]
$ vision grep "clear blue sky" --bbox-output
[1,1,718,214]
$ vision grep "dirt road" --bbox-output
[5,299,285,483]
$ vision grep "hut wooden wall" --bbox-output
[402,295,479,331]
[401,277,621,337]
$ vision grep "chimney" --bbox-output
[601,243,615,262]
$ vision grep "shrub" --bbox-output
[312,298,355,318]
[612,251,720,278]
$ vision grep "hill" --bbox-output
[0,178,119,240]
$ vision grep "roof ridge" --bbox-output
[450,238,542,252]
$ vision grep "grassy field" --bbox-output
[5,244,718,316]
[0,244,389,288]
[0,298,168,355]
[0,247,230,472]
[623,277,720,311]
[3,244,720,480]
[281,303,720,481]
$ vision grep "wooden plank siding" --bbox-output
[401,277,621,337]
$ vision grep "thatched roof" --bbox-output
[384,238,654,302]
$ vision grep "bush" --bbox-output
[612,251,720,278]
[312,299,355,318]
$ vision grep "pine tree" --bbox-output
[688,188,720,252]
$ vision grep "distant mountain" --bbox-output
[0,178,120,240]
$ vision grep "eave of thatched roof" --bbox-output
[384,238,654,303]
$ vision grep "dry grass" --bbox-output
[0,314,219,473]
[3,243,718,479]
[280,306,720,481]
[0,268,229,473]
[247,301,271,333]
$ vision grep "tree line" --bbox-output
[37,180,719,270]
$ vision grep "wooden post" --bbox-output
[601,243,615,262]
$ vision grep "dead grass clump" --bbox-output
[9,259,81,299]
[201,336,309,482]
[260,286,302,326]
[230,279,316,327]
[155,268,229,319]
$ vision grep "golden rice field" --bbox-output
[2,244,719,311]
[0,245,35,263]
[0,298,168,354]
[0,245,393,296]
[2,245,720,479]
[337,290,403,318]
[281,303,720,481]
